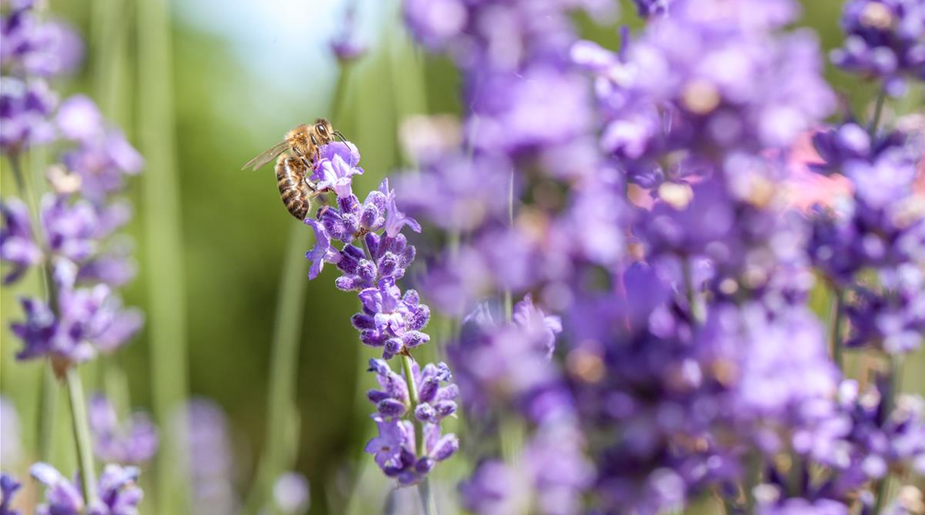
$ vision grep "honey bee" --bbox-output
[242,118,343,220]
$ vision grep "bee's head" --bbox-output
[314,119,334,143]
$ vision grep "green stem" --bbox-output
[869,88,887,136]
[7,154,60,463]
[240,224,310,515]
[744,452,762,515]
[874,354,903,514]
[682,257,705,323]
[65,367,98,507]
[828,289,844,371]
[399,353,435,515]
[137,0,190,511]
[503,169,514,322]
[38,366,58,461]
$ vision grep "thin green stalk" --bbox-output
[503,169,514,322]
[743,452,762,515]
[828,289,844,371]
[400,353,435,515]
[874,354,903,513]
[240,224,310,515]
[7,154,59,463]
[682,257,705,323]
[38,367,58,461]
[65,367,98,507]
[869,88,887,136]
[137,0,190,512]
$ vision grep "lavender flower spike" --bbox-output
[31,462,143,515]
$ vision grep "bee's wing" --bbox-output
[241,141,290,171]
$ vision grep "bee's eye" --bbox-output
[316,123,328,135]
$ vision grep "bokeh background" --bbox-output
[1,0,921,514]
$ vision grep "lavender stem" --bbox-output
[137,0,191,509]
[869,88,887,136]
[682,257,704,323]
[7,154,60,463]
[65,367,99,508]
[828,289,845,370]
[400,353,436,515]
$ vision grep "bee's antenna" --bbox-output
[333,130,348,144]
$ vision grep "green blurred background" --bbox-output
[1,0,920,514]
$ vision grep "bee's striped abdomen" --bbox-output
[275,156,312,220]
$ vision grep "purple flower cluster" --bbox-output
[302,141,458,483]
[2,6,152,512]
[807,121,925,354]
[0,0,81,154]
[1,96,145,369]
[365,359,459,485]
[398,0,925,513]
[831,0,925,95]
[29,463,142,515]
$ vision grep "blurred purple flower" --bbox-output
[31,462,143,515]
[329,7,366,63]
[1,0,83,78]
[0,76,56,154]
[0,197,42,283]
[12,259,142,368]
[0,473,21,515]
[89,394,159,464]
[831,0,925,95]
[177,398,239,515]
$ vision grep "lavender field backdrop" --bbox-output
[1,0,924,514]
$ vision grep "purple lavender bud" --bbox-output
[407,304,430,332]
[414,403,437,423]
[0,77,56,154]
[632,0,671,17]
[418,378,439,405]
[414,457,435,474]
[0,197,42,284]
[337,193,359,215]
[377,252,399,277]
[350,313,375,330]
[367,390,391,403]
[0,473,21,515]
[433,400,457,419]
[378,399,409,418]
[88,394,159,464]
[401,330,429,350]
[383,338,402,359]
[355,259,376,283]
[359,203,380,230]
[360,329,387,348]
[430,433,459,461]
